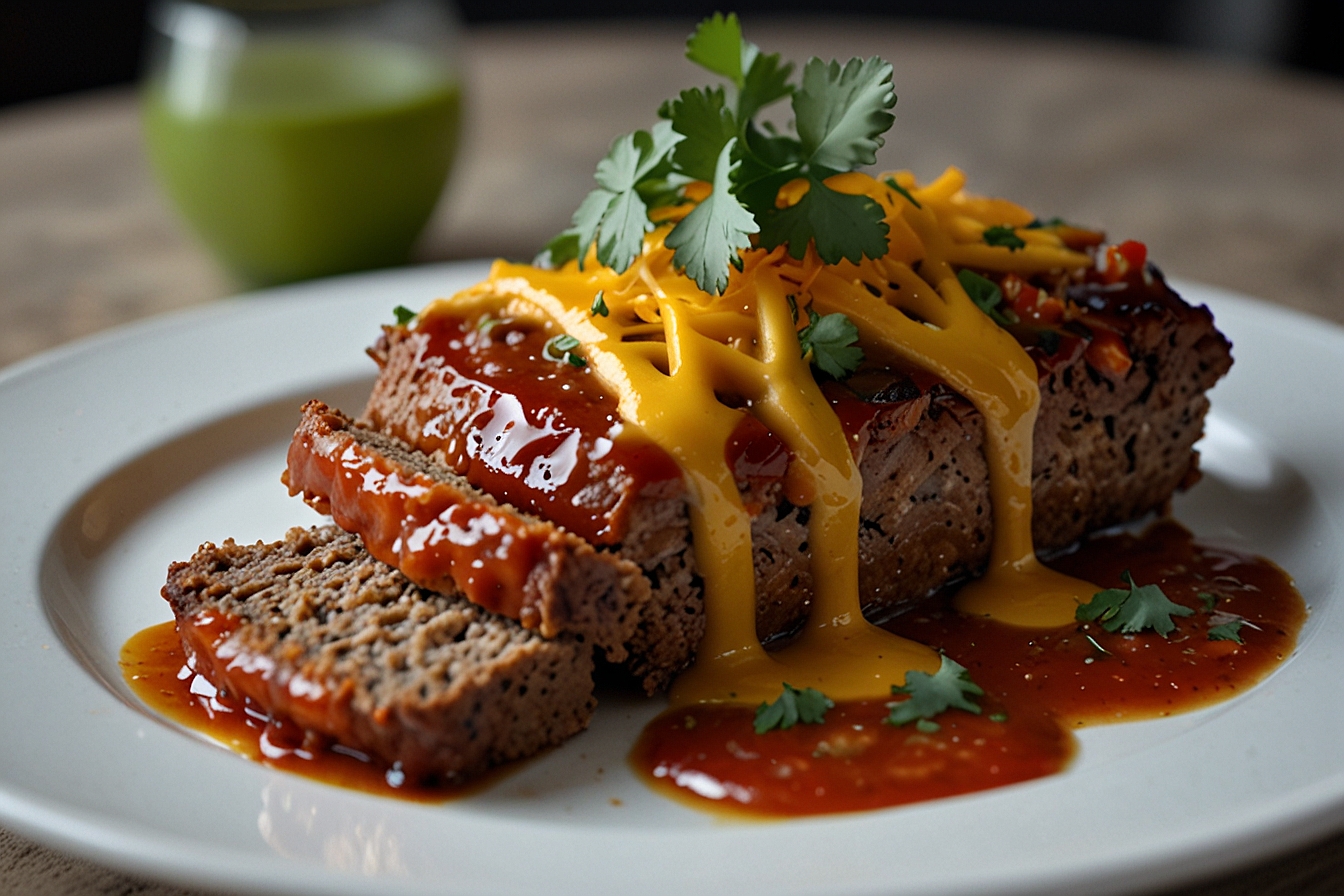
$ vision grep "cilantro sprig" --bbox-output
[754,682,835,734]
[547,13,897,294]
[1076,571,1194,637]
[885,655,984,730]
[799,309,864,378]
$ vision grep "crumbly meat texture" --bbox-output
[161,526,595,782]
[363,277,1232,692]
[284,400,652,662]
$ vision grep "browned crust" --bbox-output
[161,526,596,782]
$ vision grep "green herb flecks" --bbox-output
[548,13,897,294]
[544,333,587,368]
[1076,571,1194,638]
[1208,620,1246,643]
[798,309,864,379]
[392,305,417,326]
[754,682,835,734]
[885,655,984,727]
[591,290,609,317]
[882,176,922,209]
[956,269,1019,327]
[983,225,1026,251]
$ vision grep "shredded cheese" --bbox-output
[425,167,1099,706]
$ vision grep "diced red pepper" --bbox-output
[1084,329,1133,378]
[1099,240,1148,284]
[1002,273,1066,324]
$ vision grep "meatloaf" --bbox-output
[161,525,595,782]
[283,400,652,663]
[355,268,1233,692]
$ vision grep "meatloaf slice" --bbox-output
[363,272,1233,693]
[283,400,650,663]
[161,526,595,783]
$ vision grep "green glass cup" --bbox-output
[142,0,462,286]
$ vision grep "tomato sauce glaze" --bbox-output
[631,521,1304,818]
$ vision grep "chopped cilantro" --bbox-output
[882,176,922,209]
[915,719,940,733]
[392,305,417,326]
[547,14,898,294]
[591,290,609,317]
[798,309,864,379]
[1198,591,1218,612]
[956,269,1019,327]
[988,712,1008,723]
[885,655,984,726]
[543,334,587,368]
[1025,216,1068,229]
[983,225,1026,251]
[754,682,834,734]
[1208,620,1245,643]
[1076,571,1194,638]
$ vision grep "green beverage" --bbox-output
[143,39,460,285]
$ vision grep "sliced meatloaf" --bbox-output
[283,400,651,663]
[161,525,595,783]
[361,271,1233,692]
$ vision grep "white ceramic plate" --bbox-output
[2,263,1342,896]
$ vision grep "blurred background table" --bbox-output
[2,17,1344,895]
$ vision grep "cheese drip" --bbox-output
[425,167,1097,706]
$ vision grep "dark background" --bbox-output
[2,0,1342,108]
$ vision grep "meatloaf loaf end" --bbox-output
[161,525,595,783]
[362,273,1233,693]
[283,400,652,663]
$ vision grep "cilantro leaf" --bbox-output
[1076,571,1195,637]
[983,225,1026,251]
[1208,620,1245,643]
[799,309,864,378]
[758,176,889,264]
[685,12,749,86]
[793,56,896,174]
[665,139,758,295]
[737,50,794,125]
[566,122,683,274]
[662,87,738,182]
[392,305,416,326]
[885,655,984,726]
[957,269,1019,327]
[590,291,609,317]
[684,12,792,125]
[754,682,834,734]
[539,230,581,268]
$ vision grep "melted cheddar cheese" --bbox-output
[423,167,1099,706]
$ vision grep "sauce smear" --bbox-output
[631,521,1305,817]
[120,621,489,802]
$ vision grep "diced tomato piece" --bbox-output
[1099,240,1148,284]
[1002,274,1065,324]
[1084,329,1133,378]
